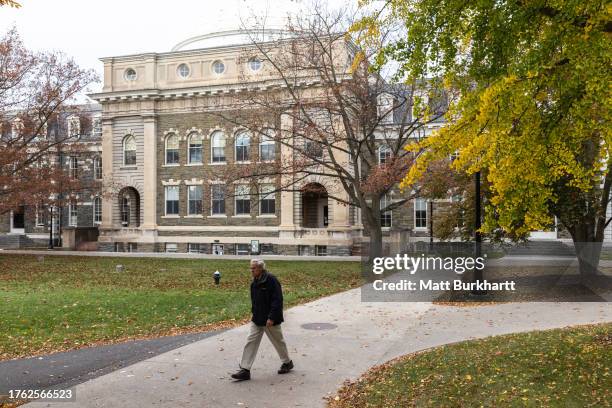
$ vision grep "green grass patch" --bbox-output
[0,255,360,360]
[329,323,611,408]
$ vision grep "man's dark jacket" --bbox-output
[251,271,284,326]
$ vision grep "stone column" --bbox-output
[142,115,157,230]
[279,112,295,229]
[101,118,114,228]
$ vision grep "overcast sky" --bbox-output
[0,0,355,98]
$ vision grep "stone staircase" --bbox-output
[505,240,575,257]
[0,234,46,249]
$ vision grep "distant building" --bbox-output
[0,105,103,248]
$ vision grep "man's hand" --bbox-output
[266,319,274,327]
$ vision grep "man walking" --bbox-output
[231,259,293,381]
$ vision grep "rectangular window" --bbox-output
[69,204,78,226]
[92,118,102,137]
[165,186,179,215]
[211,184,225,215]
[260,139,275,161]
[188,243,203,253]
[260,243,274,254]
[415,198,427,229]
[212,244,224,255]
[235,185,250,215]
[94,157,102,180]
[236,144,249,162]
[188,136,203,164]
[165,243,178,253]
[236,243,250,255]
[315,245,327,256]
[188,185,203,215]
[379,146,391,164]
[260,184,276,215]
[69,156,78,178]
[35,204,45,227]
[380,194,392,228]
[93,197,102,225]
[121,197,130,226]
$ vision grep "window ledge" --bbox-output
[257,214,277,218]
[185,215,204,218]
[162,215,181,219]
[209,162,227,166]
[259,160,275,164]
[185,163,203,167]
[162,164,180,167]
[235,161,252,164]
[413,227,428,231]
[232,215,252,218]
[208,215,227,218]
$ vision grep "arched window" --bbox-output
[93,156,102,180]
[259,130,275,162]
[235,131,250,162]
[211,131,226,163]
[165,134,179,165]
[93,197,102,225]
[123,135,136,166]
[188,133,203,164]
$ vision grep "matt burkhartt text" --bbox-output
[370,254,516,292]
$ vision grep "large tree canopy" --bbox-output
[360,0,611,247]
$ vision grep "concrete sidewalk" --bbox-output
[0,249,360,262]
[26,290,612,408]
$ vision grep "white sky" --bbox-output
[0,0,355,97]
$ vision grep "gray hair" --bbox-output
[250,258,266,269]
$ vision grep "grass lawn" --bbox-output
[328,323,611,408]
[0,254,360,361]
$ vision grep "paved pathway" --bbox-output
[1,330,222,395]
[0,249,360,262]
[23,289,611,408]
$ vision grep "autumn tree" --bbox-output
[361,0,611,273]
[0,28,98,216]
[212,5,449,259]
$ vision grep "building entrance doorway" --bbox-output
[10,206,25,233]
[301,183,328,228]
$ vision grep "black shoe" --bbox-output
[278,360,294,374]
[231,368,251,381]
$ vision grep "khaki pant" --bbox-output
[240,322,291,370]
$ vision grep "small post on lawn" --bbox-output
[472,171,486,295]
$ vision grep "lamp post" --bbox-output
[47,207,54,250]
[472,171,486,295]
[429,200,434,250]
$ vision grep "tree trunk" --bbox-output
[361,206,383,262]
[368,223,383,261]
[571,223,603,276]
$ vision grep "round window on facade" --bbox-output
[177,63,190,78]
[124,68,137,81]
[249,58,262,72]
[212,60,225,75]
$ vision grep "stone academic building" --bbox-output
[87,30,446,255]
